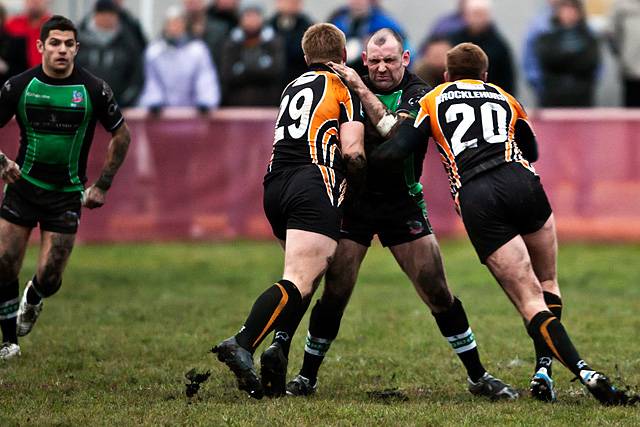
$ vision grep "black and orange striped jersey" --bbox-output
[267,64,365,174]
[413,79,535,200]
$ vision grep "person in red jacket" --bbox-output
[5,0,51,67]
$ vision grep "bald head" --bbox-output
[366,28,403,55]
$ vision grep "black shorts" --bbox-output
[1,179,82,234]
[341,191,433,247]
[458,162,553,263]
[264,164,346,241]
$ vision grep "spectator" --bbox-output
[608,0,640,107]
[269,0,313,89]
[76,0,144,107]
[0,3,28,84]
[448,0,516,94]
[219,5,284,106]
[535,0,599,107]
[138,6,220,112]
[414,37,452,88]
[201,0,240,70]
[427,0,467,40]
[522,0,560,94]
[81,0,148,50]
[5,0,51,68]
[329,0,407,75]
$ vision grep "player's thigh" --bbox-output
[323,238,368,301]
[390,234,452,310]
[485,235,547,322]
[0,218,32,280]
[522,214,559,292]
[37,230,76,282]
[283,229,338,298]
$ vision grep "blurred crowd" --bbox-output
[0,0,639,110]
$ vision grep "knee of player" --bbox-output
[35,269,64,297]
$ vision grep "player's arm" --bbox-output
[340,121,366,194]
[371,113,430,164]
[329,61,406,139]
[0,78,22,183]
[84,123,131,209]
[515,119,538,162]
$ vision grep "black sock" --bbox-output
[299,297,345,382]
[527,310,592,379]
[534,292,563,376]
[26,276,43,305]
[234,280,302,354]
[0,279,19,344]
[432,296,486,382]
[272,294,312,358]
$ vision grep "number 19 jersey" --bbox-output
[268,64,364,175]
[414,79,534,200]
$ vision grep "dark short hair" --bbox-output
[446,42,488,81]
[39,15,78,42]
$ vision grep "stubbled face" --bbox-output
[37,29,78,75]
[364,39,409,91]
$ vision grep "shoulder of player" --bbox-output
[4,66,40,90]
[485,82,522,107]
[74,67,114,101]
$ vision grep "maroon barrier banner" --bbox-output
[0,108,639,242]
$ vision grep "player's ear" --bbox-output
[361,50,367,66]
[401,49,410,67]
[481,71,488,82]
[342,47,347,64]
[36,39,44,54]
[304,54,310,65]
[444,70,450,82]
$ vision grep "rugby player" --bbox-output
[0,16,130,360]
[212,23,366,399]
[372,42,632,405]
[285,28,517,400]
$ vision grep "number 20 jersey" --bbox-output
[267,64,364,175]
[414,79,535,200]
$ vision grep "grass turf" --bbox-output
[0,240,639,426]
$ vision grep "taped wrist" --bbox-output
[375,112,398,137]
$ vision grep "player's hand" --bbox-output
[83,185,107,209]
[0,158,21,183]
[328,61,363,88]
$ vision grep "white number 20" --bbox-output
[445,102,508,156]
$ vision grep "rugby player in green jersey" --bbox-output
[0,16,131,359]
[285,29,517,400]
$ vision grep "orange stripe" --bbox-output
[547,304,562,309]
[539,317,566,366]
[317,165,334,204]
[252,283,289,348]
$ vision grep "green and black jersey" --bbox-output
[362,71,431,202]
[0,65,124,192]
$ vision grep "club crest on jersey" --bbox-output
[71,90,84,104]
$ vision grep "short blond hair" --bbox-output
[446,42,489,81]
[302,23,346,64]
